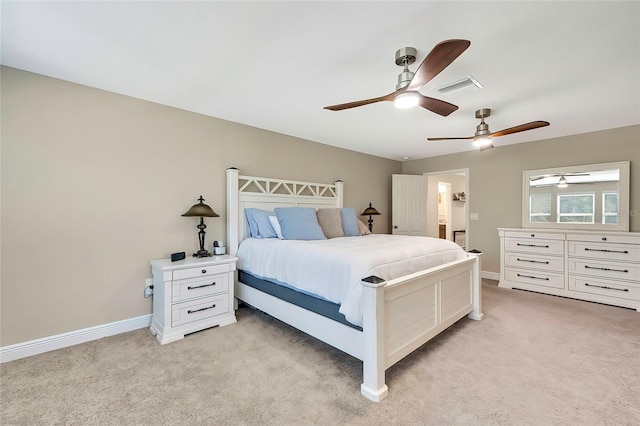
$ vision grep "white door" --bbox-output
[392,174,427,236]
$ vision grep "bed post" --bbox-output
[360,276,388,402]
[467,252,484,321]
[226,167,240,257]
[334,180,344,208]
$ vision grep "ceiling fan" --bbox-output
[530,172,591,182]
[324,39,471,116]
[531,172,591,188]
[427,108,550,151]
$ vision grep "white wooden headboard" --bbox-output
[226,168,343,256]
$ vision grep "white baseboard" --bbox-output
[0,314,152,363]
[482,271,500,281]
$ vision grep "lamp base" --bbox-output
[193,250,213,258]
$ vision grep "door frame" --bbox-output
[423,168,470,248]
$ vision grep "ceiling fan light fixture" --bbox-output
[394,92,419,109]
[473,136,492,148]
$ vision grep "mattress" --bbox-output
[238,270,362,330]
[236,234,467,327]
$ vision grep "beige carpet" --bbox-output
[2,280,639,425]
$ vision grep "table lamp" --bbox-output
[182,195,219,258]
[361,203,381,233]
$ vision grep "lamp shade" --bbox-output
[361,203,381,216]
[182,196,219,218]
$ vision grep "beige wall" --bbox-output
[402,125,640,273]
[0,67,401,346]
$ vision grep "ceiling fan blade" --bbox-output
[406,39,471,91]
[417,95,459,116]
[427,136,475,141]
[490,121,550,138]
[324,91,397,111]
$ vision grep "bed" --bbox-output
[226,168,483,402]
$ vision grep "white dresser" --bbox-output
[498,228,640,312]
[150,255,237,344]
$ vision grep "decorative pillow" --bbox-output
[269,215,284,239]
[340,207,360,237]
[316,208,344,239]
[274,207,327,240]
[244,208,277,239]
[357,218,371,235]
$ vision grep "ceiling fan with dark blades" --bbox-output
[324,39,471,116]
[427,108,550,150]
[530,172,590,182]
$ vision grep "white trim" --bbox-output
[482,270,500,281]
[0,314,152,363]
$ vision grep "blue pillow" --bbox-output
[340,208,360,237]
[245,208,278,238]
[274,207,327,240]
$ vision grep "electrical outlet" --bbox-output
[144,278,153,298]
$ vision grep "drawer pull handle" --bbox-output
[584,283,628,292]
[187,282,216,290]
[517,258,550,265]
[517,243,550,248]
[188,304,216,314]
[584,248,629,254]
[201,269,207,274]
[517,273,549,281]
[584,265,628,273]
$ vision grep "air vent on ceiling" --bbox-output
[436,75,483,94]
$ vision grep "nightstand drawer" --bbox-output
[172,263,233,281]
[172,294,230,327]
[172,274,229,303]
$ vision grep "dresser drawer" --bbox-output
[171,294,230,327]
[505,267,565,289]
[504,238,565,255]
[172,273,229,303]
[567,259,640,282]
[504,252,564,272]
[567,233,640,245]
[505,230,565,241]
[569,276,639,301]
[568,241,640,262]
[172,263,233,281]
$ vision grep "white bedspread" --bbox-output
[237,234,467,327]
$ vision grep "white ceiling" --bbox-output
[2,1,639,161]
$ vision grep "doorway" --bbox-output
[424,169,469,248]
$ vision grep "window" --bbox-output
[603,192,618,224]
[557,194,594,223]
[529,193,551,223]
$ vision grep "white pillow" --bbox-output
[269,215,284,239]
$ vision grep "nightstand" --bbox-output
[149,255,237,344]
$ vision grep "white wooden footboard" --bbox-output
[361,254,482,401]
